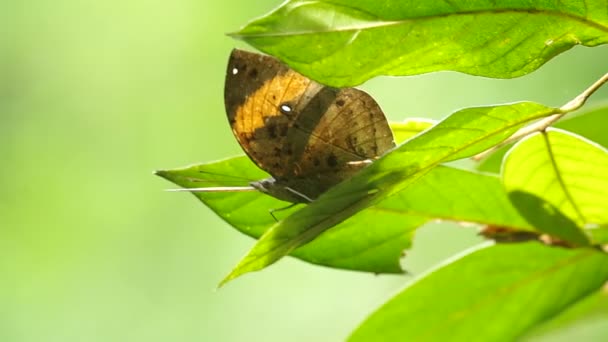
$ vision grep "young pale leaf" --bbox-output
[521,290,608,341]
[390,119,435,144]
[233,0,608,87]
[220,102,558,284]
[158,155,536,274]
[349,242,608,342]
[502,129,608,243]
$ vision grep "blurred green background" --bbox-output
[1,1,607,341]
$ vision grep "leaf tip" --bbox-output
[154,169,168,177]
[217,269,241,288]
[225,31,242,38]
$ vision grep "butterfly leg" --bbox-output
[269,203,299,222]
[267,186,314,221]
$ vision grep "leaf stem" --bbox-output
[561,72,608,112]
[473,72,608,161]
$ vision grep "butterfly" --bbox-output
[172,49,395,203]
[222,49,395,203]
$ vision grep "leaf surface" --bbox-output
[214,102,559,283]
[521,289,608,341]
[502,128,608,244]
[233,0,608,86]
[390,118,435,144]
[158,158,534,273]
[349,242,608,341]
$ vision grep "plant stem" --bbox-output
[561,72,608,112]
[473,72,608,161]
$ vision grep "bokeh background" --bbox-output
[2,1,607,341]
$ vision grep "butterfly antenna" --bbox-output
[165,186,256,192]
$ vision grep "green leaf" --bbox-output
[521,290,608,341]
[157,157,532,274]
[156,158,290,239]
[586,224,608,244]
[382,166,532,231]
[349,242,608,342]
[219,102,559,284]
[506,191,590,246]
[390,118,435,144]
[233,0,608,87]
[477,104,608,173]
[502,128,608,243]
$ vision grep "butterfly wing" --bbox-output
[280,87,395,196]
[224,49,395,202]
[224,49,324,178]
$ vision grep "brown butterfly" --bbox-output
[223,49,395,203]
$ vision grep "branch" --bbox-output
[473,72,608,161]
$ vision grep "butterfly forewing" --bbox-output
[225,49,324,178]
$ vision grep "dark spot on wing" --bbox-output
[326,154,338,168]
[336,99,345,107]
[346,136,359,154]
[238,133,252,143]
[267,123,277,139]
[249,68,258,78]
[279,124,289,136]
[313,157,320,166]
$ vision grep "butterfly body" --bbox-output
[225,49,395,203]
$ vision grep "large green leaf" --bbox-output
[233,0,608,87]
[506,191,590,246]
[502,128,608,244]
[157,156,533,274]
[349,242,608,342]
[217,102,559,284]
[521,290,608,341]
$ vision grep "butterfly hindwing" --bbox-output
[290,87,395,179]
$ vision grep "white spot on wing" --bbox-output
[280,104,292,113]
